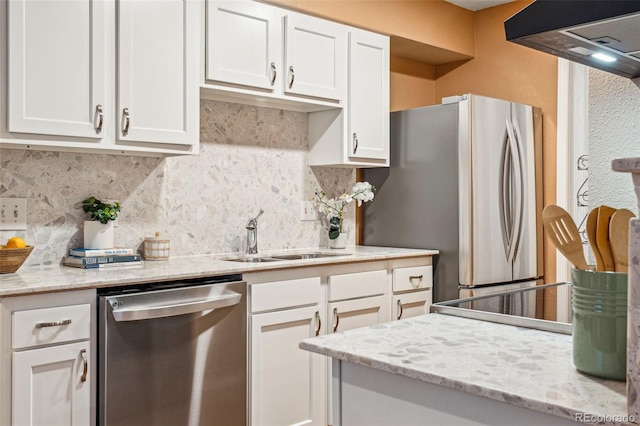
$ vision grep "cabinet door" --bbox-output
[13,342,91,426]
[8,0,105,139]
[348,30,389,161]
[207,1,282,91]
[329,295,389,333]
[393,291,432,321]
[251,306,325,426]
[284,13,346,101]
[118,0,199,146]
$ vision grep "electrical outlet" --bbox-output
[300,201,317,221]
[0,198,27,231]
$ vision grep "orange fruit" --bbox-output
[5,237,27,249]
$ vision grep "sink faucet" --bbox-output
[246,209,264,254]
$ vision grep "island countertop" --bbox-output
[301,313,629,425]
[0,245,437,297]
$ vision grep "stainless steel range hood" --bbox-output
[505,1,640,79]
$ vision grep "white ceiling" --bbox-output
[445,0,514,11]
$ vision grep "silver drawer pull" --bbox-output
[397,299,403,320]
[121,108,130,136]
[36,319,72,328]
[409,275,423,280]
[80,349,88,383]
[288,66,295,89]
[94,104,104,133]
[270,62,277,86]
[332,307,340,333]
[314,310,321,336]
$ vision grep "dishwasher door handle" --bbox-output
[111,291,242,322]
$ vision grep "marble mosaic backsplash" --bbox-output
[0,100,355,265]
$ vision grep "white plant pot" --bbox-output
[83,220,115,249]
[328,232,347,249]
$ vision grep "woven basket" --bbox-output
[0,246,34,274]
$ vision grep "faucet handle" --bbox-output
[253,209,264,222]
[247,209,264,228]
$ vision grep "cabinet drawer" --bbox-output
[328,270,387,302]
[393,266,432,293]
[251,277,321,313]
[12,304,91,350]
[393,291,432,321]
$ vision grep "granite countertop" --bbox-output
[301,313,628,424]
[0,246,437,297]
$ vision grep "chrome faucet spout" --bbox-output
[246,209,264,254]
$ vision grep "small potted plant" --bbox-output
[313,182,375,249]
[81,196,121,249]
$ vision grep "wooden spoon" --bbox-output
[596,205,617,272]
[586,207,604,271]
[542,205,588,270]
[609,208,635,272]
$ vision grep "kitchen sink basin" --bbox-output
[224,257,283,263]
[272,252,351,260]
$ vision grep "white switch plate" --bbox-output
[0,198,27,231]
[300,201,317,221]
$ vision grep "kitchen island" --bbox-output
[301,313,630,426]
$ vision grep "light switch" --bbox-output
[0,198,27,231]
[300,201,317,221]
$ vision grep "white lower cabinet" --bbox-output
[248,273,326,426]
[250,306,325,426]
[329,295,389,332]
[12,342,91,426]
[393,291,432,320]
[0,289,96,426]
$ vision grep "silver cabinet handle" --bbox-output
[332,307,339,333]
[94,105,103,133]
[270,62,277,86]
[288,66,295,89]
[314,311,321,336]
[121,108,130,136]
[397,299,403,320]
[409,275,423,288]
[36,319,72,328]
[80,349,88,382]
[353,133,359,154]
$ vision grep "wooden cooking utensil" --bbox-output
[542,205,588,270]
[586,207,604,271]
[596,205,617,272]
[609,208,635,272]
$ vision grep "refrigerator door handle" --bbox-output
[499,129,512,260]
[505,119,524,264]
[511,116,526,259]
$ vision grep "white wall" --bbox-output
[588,69,640,213]
[0,100,355,265]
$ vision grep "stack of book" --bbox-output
[63,248,142,269]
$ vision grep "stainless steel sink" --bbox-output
[272,252,351,260]
[223,257,283,263]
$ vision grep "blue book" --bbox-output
[62,259,143,269]
[69,247,134,257]
[63,254,141,265]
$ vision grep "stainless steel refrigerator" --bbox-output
[363,94,543,310]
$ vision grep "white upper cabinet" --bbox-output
[347,29,389,162]
[283,13,346,101]
[1,0,200,156]
[204,1,347,110]
[118,0,199,146]
[8,0,106,139]
[207,2,282,91]
[308,27,390,167]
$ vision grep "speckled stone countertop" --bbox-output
[301,313,628,424]
[0,246,437,297]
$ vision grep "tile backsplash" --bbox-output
[0,100,355,265]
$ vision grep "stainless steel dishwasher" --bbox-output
[98,275,246,426]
